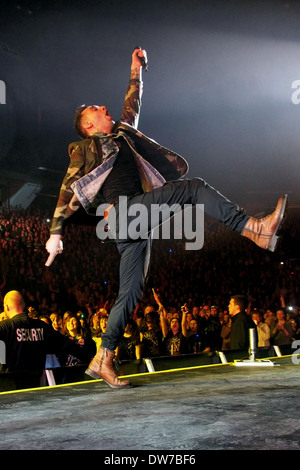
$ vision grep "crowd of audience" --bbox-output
[0,202,299,368]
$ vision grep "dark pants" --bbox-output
[101,177,249,350]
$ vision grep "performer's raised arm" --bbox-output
[119,47,147,128]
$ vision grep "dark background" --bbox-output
[1,0,300,215]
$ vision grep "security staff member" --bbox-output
[0,290,94,388]
[228,294,257,350]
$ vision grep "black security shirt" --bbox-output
[0,313,84,372]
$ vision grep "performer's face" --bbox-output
[81,105,114,136]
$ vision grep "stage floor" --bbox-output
[0,356,299,451]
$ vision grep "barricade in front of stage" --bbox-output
[0,344,295,392]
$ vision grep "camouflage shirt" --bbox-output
[50,75,188,235]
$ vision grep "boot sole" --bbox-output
[268,194,288,252]
[85,368,101,380]
[85,368,133,389]
[102,377,133,390]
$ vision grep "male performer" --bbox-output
[45,48,287,389]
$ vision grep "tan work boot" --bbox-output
[85,347,132,389]
[242,194,288,252]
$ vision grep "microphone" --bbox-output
[134,46,148,71]
[45,252,57,267]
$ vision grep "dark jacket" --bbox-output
[230,311,257,350]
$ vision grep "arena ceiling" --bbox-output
[1,0,300,213]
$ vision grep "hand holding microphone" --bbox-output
[45,234,63,267]
[134,46,148,71]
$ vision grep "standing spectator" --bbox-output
[61,314,96,366]
[271,310,293,347]
[203,305,222,351]
[65,315,85,344]
[181,304,201,353]
[186,319,202,353]
[49,312,63,333]
[116,320,141,361]
[220,313,231,350]
[100,315,109,337]
[140,311,163,357]
[89,313,102,351]
[228,295,257,350]
[153,290,187,356]
[202,306,211,320]
[191,305,200,321]
[252,311,271,348]
[162,317,188,356]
